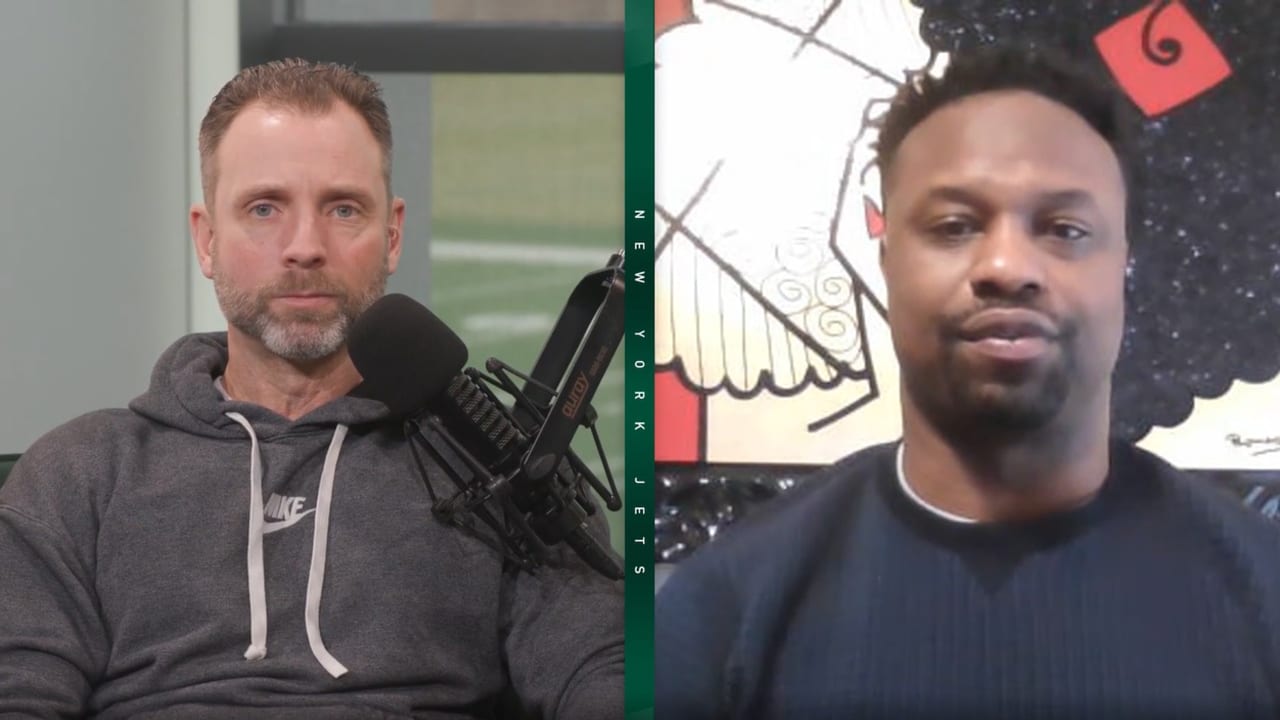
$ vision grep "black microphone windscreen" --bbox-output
[348,293,468,418]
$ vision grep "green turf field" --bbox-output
[428,75,627,554]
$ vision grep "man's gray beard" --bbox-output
[213,265,387,363]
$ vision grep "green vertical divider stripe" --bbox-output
[624,1,656,718]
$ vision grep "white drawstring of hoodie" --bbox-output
[225,411,350,678]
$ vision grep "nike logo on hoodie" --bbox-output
[262,492,315,534]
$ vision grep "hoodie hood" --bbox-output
[129,332,393,439]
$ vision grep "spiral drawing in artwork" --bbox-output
[656,0,934,431]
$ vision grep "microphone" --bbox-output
[348,293,624,580]
[346,293,468,418]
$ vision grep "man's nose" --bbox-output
[969,216,1045,301]
[281,214,326,269]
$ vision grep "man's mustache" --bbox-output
[267,273,346,298]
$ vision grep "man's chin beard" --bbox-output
[956,380,1067,433]
[253,315,349,363]
[223,300,356,363]
[908,366,1072,444]
[925,333,1076,437]
[214,269,389,363]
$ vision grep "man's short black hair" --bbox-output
[874,44,1130,203]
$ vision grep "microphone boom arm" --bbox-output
[404,416,545,572]
[400,253,628,580]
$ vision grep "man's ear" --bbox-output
[191,203,216,279]
[386,196,406,275]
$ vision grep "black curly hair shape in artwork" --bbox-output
[914,0,1280,441]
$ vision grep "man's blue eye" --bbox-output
[250,204,273,218]
[334,205,357,219]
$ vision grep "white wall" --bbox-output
[187,0,240,331]
[0,1,238,453]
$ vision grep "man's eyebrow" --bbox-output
[916,186,1103,212]
[234,184,288,204]
[1034,189,1104,213]
[319,186,377,207]
[913,185,995,215]
[919,185,988,207]
[231,185,377,208]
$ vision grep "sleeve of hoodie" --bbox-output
[501,509,625,719]
[0,417,113,718]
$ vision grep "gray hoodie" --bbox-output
[0,333,624,718]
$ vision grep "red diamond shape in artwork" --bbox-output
[1094,0,1232,117]
[656,0,694,37]
[863,197,885,239]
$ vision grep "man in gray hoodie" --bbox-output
[0,59,623,719]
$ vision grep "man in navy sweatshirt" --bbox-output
[655,44,1280,719]
[0,59,622,718]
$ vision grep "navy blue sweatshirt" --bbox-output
[655,441,1280,719]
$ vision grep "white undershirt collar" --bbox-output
[214,375,233,401]
[896,442,979,524]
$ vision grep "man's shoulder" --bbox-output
[1117,441,1280,556]
[0,409,152,546]
[727,442,891,533]
[667,443,895,584]
[22,408,145,463]
[3,409,144,496]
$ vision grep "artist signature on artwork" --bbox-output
[1225,433,1280,456]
